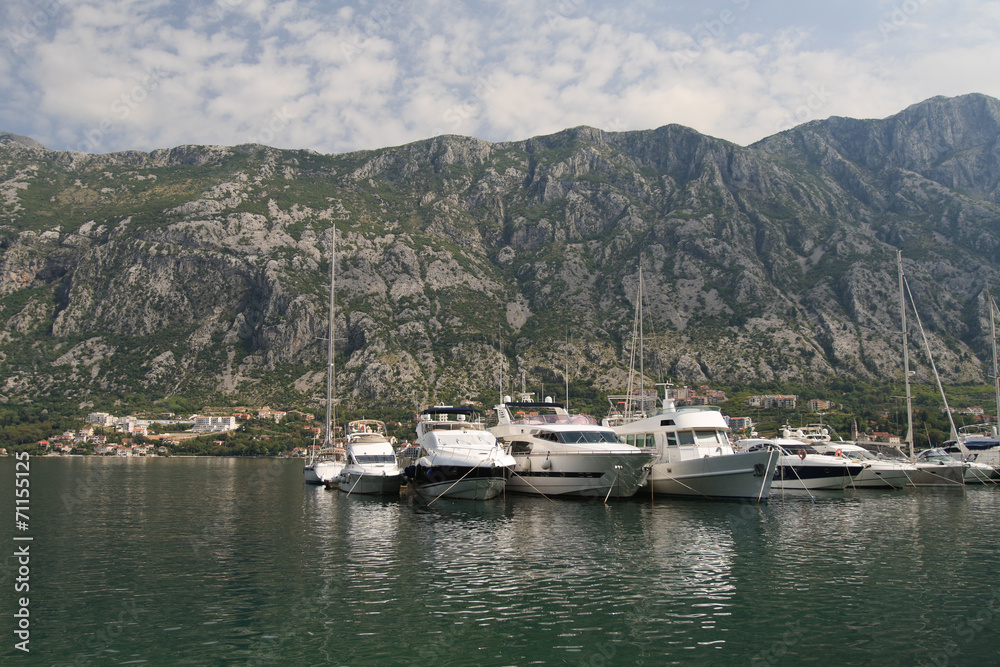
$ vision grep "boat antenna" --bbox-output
[324,225,337,447]
[898,250,915,459]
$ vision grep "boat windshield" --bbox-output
[820,450,864,461]
[917,448,952,461]
[426,421,480,431]
[513,413,596,426]
[353,454,396,464]
[557,430,622,444]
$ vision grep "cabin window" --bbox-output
[666,434,678,447]
[678,431,696,446]
[510,441,532,455]
[694,431,723,445]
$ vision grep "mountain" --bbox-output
[2,94,1000,412]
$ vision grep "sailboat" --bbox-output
[603,267,778,500]
[940,287,1000,480]
[895,250,966,487]
[304,226,346,486]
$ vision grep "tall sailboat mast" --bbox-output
[324,226,337,447]
[625,267,645,419]
[898,251,915,459]
[988,287,1000,434]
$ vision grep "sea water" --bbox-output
[1,456,998,665]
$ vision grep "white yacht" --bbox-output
[809,442,916,489]
[304,443,346,486]
[607,388,776,501]
[942,425,1000,477]
[738,438,864,490]
[911,448,968,486]
[963,460,998,484]
[403,407,515,501]
[491,396,655,499]
[337,419,403,495]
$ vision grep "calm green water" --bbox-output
[2,456,1000,666]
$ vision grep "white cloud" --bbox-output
[1,0,999,155]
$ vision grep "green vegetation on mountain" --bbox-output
[2,94,1000,427]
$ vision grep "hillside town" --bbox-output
[16,406,315,457]
[6,388,988,458]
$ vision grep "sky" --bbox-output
[2,0,999,155]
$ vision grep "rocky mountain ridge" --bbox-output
[2,94,999,411]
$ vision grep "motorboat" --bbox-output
[737,438,864,490]
[607,387,776,500]
[911,448,969,486]
[809,442,917,489]
[584,266,763,500]
[337,419,403,495]
[491,396,655,498]
[941,425,1000,475]
[403,407,515,501]
[963,460,998,484]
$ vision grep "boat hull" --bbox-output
[773,461,864,490]
[406,464,509,500]
[506,451,654,498]
[851,466,913,489]
[304,460,343,485]
[338,470,403,495]
[963,463,996,485]
[648,449,776,500]
[908,463,966,486]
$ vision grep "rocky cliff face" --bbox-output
[2,94,999,411]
